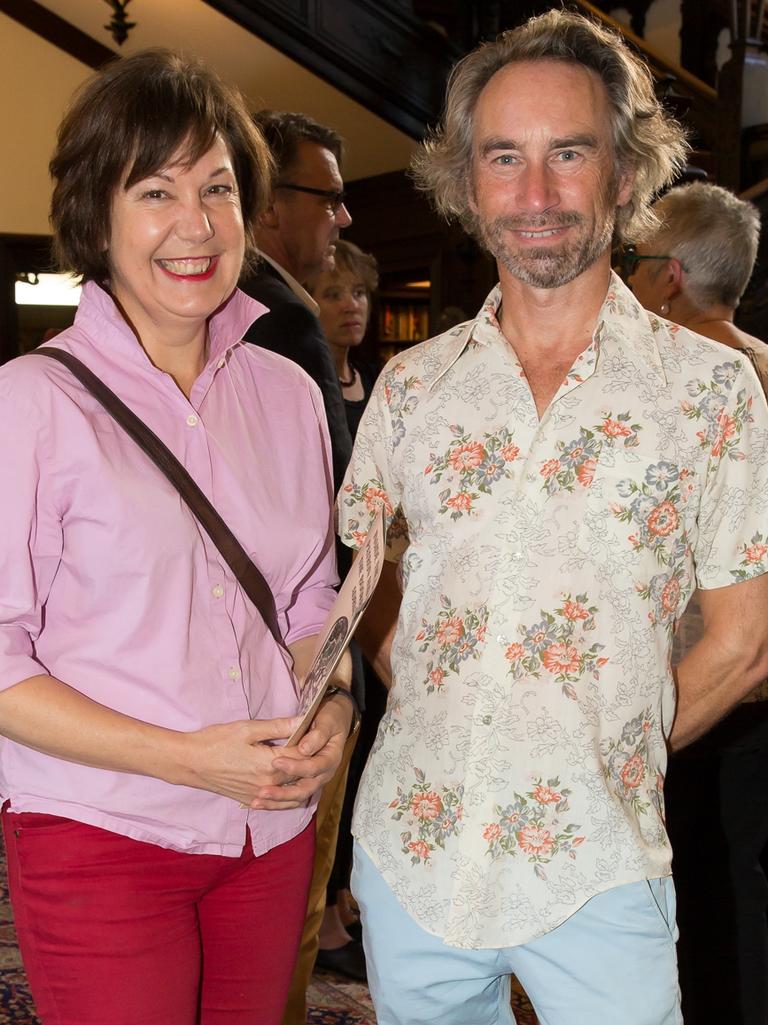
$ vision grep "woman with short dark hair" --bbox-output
[0,49,352,1025]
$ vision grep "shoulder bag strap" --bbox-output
[35,348,282,645]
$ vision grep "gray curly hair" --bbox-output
[411,9,689,244]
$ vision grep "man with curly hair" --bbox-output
[338,10,768,1025]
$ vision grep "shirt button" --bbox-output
[186,414,199,427]
[496,634,509,646]
[526,472,536,483]
[217,359,226,369]
[212,585,224,599]
[228,666,241,680]
[511,551,524,561]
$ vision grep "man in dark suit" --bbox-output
[239,112,365,1023]
[241,112,353,492]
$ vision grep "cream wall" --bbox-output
[3,0,418,238]
[41,0,418,184]
[1,12,92,235]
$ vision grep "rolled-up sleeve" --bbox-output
[0,386,63,689]
[693,357,768,588]
[278,379,339,645]
[337,368,409,561]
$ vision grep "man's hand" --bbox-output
[672,573,768,749]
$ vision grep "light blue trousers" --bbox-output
[352,843,683,1025]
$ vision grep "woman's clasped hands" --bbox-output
[176,694,352,810]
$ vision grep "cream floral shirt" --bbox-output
[339,274,768,949]
[673,334,768,700]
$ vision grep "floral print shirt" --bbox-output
[338,273,768,949]
[673,334,768,700]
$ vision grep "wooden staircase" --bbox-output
[203,0,765,194]
[206,1,766,341]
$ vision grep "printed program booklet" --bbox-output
[285,503,387,745]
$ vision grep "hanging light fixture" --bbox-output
[103,0,136,46]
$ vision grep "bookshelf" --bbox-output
[343,170,497,368]
[378,271,431,363]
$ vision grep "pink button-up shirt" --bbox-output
[0,282,338,855]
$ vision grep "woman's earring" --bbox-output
[660,302,669,316]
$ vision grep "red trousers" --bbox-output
[2,810,315,1025]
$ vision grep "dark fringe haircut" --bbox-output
[50,48,273,281]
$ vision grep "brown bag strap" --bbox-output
[35,348,282,645]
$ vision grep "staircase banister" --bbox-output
[741,175,768,200]
[574,0,718,103]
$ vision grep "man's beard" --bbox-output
[477,206,615,289]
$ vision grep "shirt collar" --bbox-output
[425,270,667,391]
[595,272,667,384]
[207,287,270,362]
[256,251,320,316]
[73,280,269,372]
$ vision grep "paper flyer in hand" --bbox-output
[285,503,387,746]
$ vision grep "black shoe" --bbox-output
[315,939,367,982]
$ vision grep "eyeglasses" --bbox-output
[275,182,346,214]
[620,245,678,278]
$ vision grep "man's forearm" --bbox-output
[356,619,395,689]
[354,560,401,690]
[672,615,768,749]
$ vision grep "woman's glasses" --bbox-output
[619,244,677,278]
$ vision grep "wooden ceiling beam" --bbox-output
[0,0,117,69]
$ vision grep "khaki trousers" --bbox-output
[281,732,358,1025]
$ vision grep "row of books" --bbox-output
[379,302,430,342]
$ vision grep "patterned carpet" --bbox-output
[0,835,537,1024]
[0,849,38,1025]
[307,973,376,1024]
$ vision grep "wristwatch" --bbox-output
[323,685,361,738]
